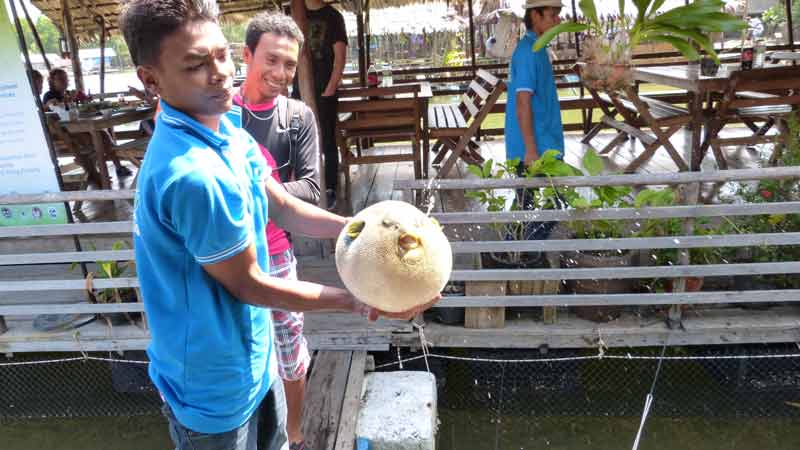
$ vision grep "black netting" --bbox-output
[0,351,160,420]
[375,344,800,418]
[2,344,799,427]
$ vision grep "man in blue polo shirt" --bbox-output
[505,0,564,167]
[120,2,437,450]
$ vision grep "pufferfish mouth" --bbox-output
[398,232,422,251]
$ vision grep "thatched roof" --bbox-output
[30,0,471,40]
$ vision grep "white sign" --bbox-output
[0,1,66,226]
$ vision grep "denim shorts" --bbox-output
[162,380,287,450]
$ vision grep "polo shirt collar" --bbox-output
[526,30,539,40]
[158,100,230,150]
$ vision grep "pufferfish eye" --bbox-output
[346,220,365,240]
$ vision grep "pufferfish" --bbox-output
[335,200,453,313]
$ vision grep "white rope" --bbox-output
[631,394,655,450]
[413,319,432,372]
[0,355,149,367]
[374,349,800,369]
[631,336,670,450]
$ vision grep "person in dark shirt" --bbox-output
[30,70,43,98]
[42,68,69,110]
[292,0,347,210]
[233,12,321,450]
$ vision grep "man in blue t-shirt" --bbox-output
[505,0,564,168]
[119,2,438,450]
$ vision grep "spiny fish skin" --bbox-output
[335,201,452,313]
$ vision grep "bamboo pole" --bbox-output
[61,0,84,92]
[357,9,366,87]
[19,0,50,72]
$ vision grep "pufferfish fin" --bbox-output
[346,220,366,240]
[429,217,443,231]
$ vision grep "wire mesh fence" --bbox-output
[2,344,800,422]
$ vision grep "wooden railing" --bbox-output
[393,166,800,348]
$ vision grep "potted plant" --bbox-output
[74,240,141,326]
[533,0,745,91]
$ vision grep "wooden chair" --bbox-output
[110,129,150,188]
[428,69,505,177]
[706,66,800,169]
[576,64,691,173]
[336,84,424,209]
[44,113,93,193]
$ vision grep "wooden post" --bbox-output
[356,9,366,87]
[61,0,84,93]
[364,0,371,70]
[19,0,50,72]
[669,182,700,329]
[464,281,505,329]
[467,0,476,73]
[290,0,324,210]
[0,316,7,335]
[787,0,796,52]
[95,15,106,95]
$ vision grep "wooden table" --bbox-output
[337,81,433,174]
[60,106,154,189]
[633,64,781,170]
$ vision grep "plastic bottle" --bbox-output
[754,39,766,68]
[367,64,379,87]
[382,63,393,87]
[740,34,754,71]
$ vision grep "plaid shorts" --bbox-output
[269,248,311,381]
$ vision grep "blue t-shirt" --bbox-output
[504,30,564,162]
[133,100,277,433]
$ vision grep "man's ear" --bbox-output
[243,46,252,66]
[137,66,161,97]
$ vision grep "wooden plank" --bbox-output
[0,221,133,238]
[0,303,145,315]
[476,68,500,86]
[0,189,135,205]
[468,79,490,100]
[433,289,800,307]
[462,95,479,117]
[433,201,800,224]
[0,277,140,291]
[464,281,505,329]
[0,250,135,265]
[449,232,800,253]
[303,351,354,450]
[392,307,800,349]
[0,318,150,353]
[451,262,800,281]
[394,166,800,190]
[334,351,368,450]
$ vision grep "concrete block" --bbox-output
[356,371,437,450]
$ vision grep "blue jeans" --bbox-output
[162,380,288,450]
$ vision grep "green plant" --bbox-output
[534,0,745,63]
[72,241,134,304]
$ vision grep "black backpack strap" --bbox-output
[277,96,304,171]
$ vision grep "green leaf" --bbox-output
[647,0,667,18]
[467,164,483,178]
[618,0,625,18]
[572,197,591,209]
[582,148,604,176]
[579,0,599,29]
[533,22,587,52]
[649,35,700,61]
[481,159,494,178]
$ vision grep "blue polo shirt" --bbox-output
[133,100,277,433]
[504,30,564,162]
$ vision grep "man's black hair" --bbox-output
[245,11,305,54]
[119,0,219,67]
[524,7,550,31]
